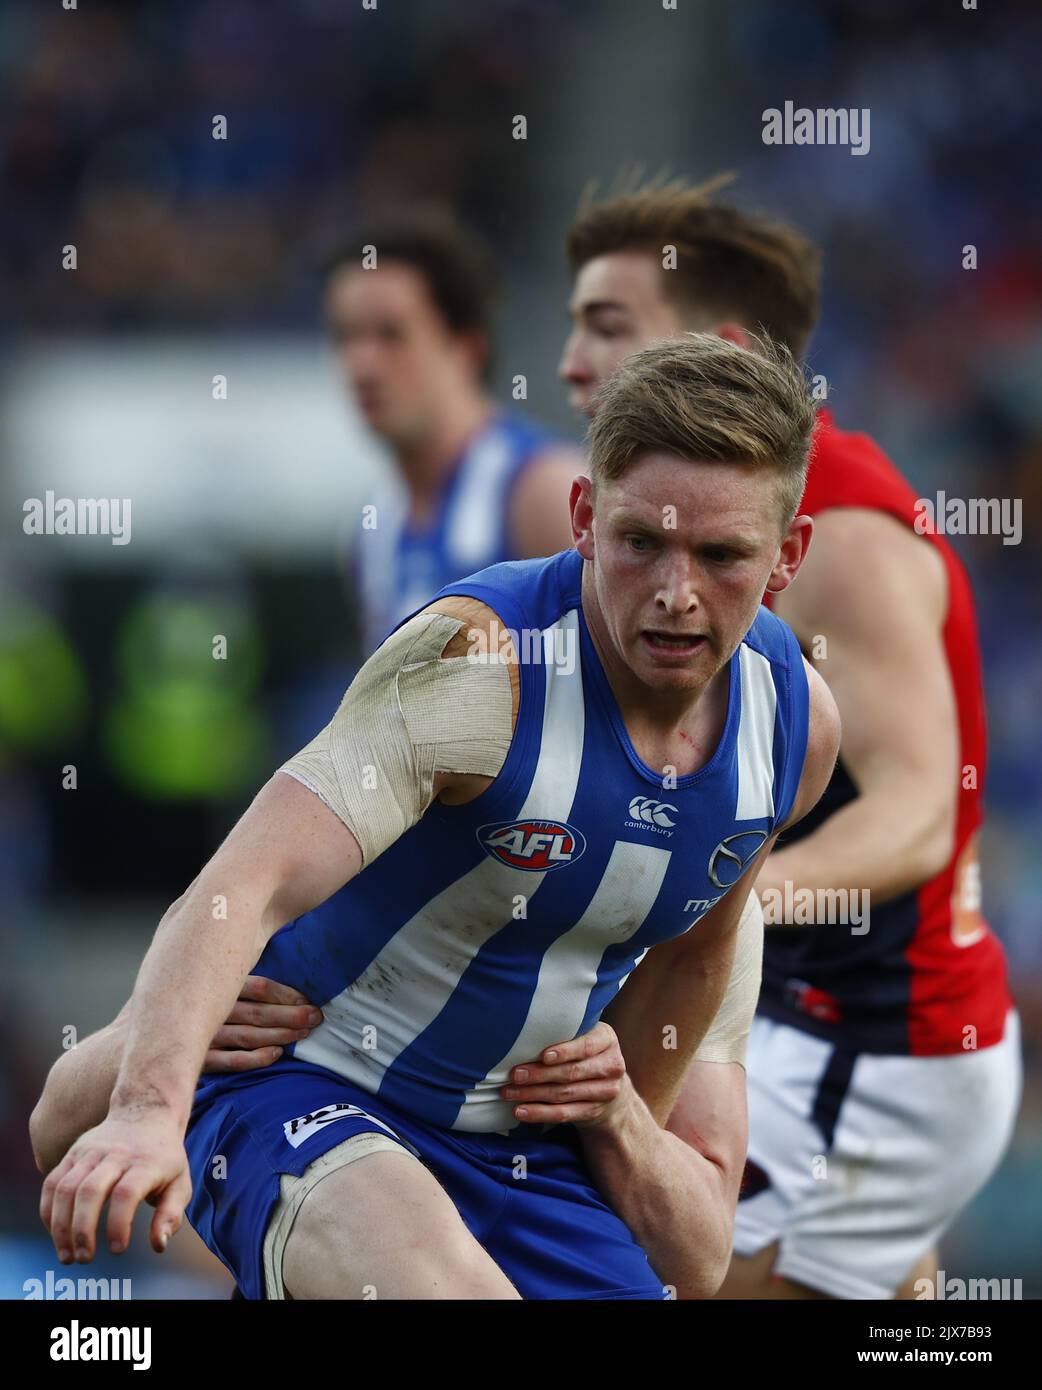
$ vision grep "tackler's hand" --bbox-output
[203,975,323,1074]
[500,1021,627,1127]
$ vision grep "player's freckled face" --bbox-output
[580,454,783,694]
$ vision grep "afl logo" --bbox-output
[477,819,586,871]
[707,830,769,889]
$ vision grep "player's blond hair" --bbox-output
[567,170,821,357]
[586,332,816,527]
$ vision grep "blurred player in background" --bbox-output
[559,174,1021,1301]
[327,211,580,654]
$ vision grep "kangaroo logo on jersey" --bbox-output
[477,819,586,871]
[707,829,770,888]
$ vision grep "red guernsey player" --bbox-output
[559,173,1020,1300]
[737,405,1020,1300]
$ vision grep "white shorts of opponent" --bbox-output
[732,1009,1022,1299]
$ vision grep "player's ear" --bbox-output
[571,476,595,557]
[765,513,813,594]
[712,321,754,351]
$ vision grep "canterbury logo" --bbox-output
[628,797,678,828]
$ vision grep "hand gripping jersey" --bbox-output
[353,409,557,655]
[761,409,1013,1056]
[248,547,809,1133]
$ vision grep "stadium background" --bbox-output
[2,0,1040,1298]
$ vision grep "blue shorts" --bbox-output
[184,1058,666,1300]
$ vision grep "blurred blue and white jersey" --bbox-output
[251,547,809,1133]
[352,409,556,655]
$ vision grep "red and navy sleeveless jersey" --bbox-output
[761,409,1012,1055]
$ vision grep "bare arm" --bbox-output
[39,595,516,1265]
[110,776,359,1133]
[587,866,764,1298]
[507,446,582,556]
[30,1004,133,1177]
[766,507,957,908]
[576,664,841,1297]
[30,978,321,1176]
[38,777,366,1262]
[31,597,515,1178]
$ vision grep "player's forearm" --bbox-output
[111,877,275,1131]
[30,1019,128,1174]
[577,1075,734,1299]
[763,778,953,913]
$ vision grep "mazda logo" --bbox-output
[707,830,769,889]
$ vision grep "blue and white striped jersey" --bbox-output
[353,409,555,656]
[256,547,809,1133]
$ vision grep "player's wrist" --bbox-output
[572,1070,641,1137]
[109,1078,191,1130]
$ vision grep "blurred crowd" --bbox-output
[1,0,595,334]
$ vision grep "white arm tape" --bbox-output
[693,888,764,1066]
[279,609,514,869]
